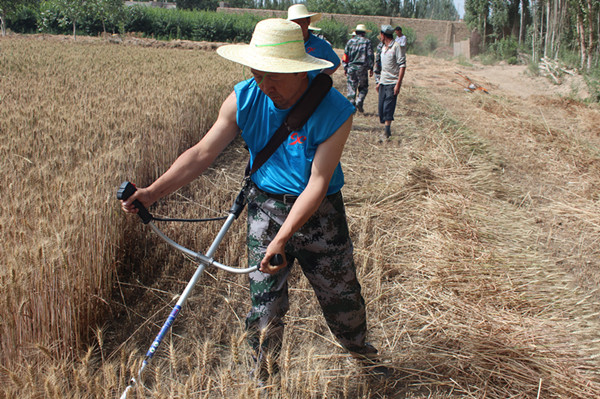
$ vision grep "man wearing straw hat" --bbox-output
[287,3,340,77]
[342,24,374,113]
[121,18,387,383]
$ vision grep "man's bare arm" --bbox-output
[121,91,239,212]
[260,115,353,273]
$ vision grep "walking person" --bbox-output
[287,4,340,77]
[120,18,387,383]
[374,25,406,141]
[342,24,374,113]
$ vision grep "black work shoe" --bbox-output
[356,102,364,113]
[350,343,393,381]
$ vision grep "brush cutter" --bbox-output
[455,71,489,94]
[116,181,282,399]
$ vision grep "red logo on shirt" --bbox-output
[289,132,307,145]
[306,47,316,53]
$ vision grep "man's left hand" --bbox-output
[260,242,287,274]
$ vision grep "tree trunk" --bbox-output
[519,0,524,46]
[577,8,587,69]
[597,9,600,67]
[532,2,537,61]
[587,0,595,70]
[553,0,565,59]
[552,0,558,58]
[544,0,552,58]
[483,12,487,50]
[0,11,6,37]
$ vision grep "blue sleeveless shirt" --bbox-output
[305,33,340,79]
[235,76,354,196]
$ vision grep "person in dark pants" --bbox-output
[374,24,406,141]
[343,24,374,112]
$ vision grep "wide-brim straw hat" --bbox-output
[354,24,371,33]
[216,19,332,73]
[287,4,322,22]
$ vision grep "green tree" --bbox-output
[305,0,386,15]
[91,0,125,33]
[415,0,459,20]
[0,0,38,36]
[53,0,88,38]
[304,0,456,18]
[569,0,599,69]
[465,0,490,46]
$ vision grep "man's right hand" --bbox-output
[121,187,154,215]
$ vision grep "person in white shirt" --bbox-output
[394,26,407,50]
[374,25,406,141]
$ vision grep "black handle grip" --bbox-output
[117,181,153,224]
[270,253,283,266]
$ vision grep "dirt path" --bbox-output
[407,56,590,99]
[332,54,600,395]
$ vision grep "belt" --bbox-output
[264,191,299,204]
[254,183,339,205]
[261,190,340,205]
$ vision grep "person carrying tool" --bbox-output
[287,3,340,77]
[120,18,388,383]
[342,24,374,112]
[374,24,406,142]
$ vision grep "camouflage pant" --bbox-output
[346,68,369,106]
[245,183,368,363]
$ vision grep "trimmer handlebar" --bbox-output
[117,181,153,224]
[116,181,283,267]
[116,178,283,398]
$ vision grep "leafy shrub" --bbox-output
[177,0,219,11]
[313,17,354,49]
[123,5,154,35]
[191,11,261,42]
[37,1,65,34]
[6,4,39,33]
[585,68,600,103]
[38,0,125,35]
[527,60,540,76]
[487,36,519,64]
[423,34,438,52]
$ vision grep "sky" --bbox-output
[454,0,465,19]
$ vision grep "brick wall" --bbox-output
[217,7,471,46]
